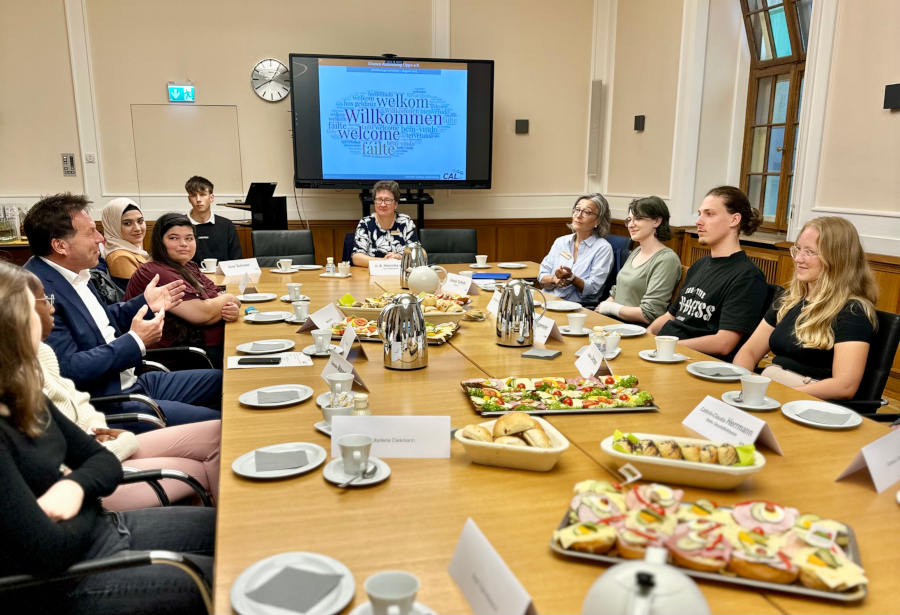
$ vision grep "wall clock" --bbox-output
[251,58,290,102]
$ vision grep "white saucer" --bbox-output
[270,266,301,274]
[349,601,436,615]
[781,400,863,430]
[231,551,354,615]
[722,390,781,411]
[302,344,344,357]
[469,263,492,269]
[559,325,590,336]
[280,294,311,302]
[314,420,332,437]
[239,384,314,408]
[245,311,292,323]
[595,323,647,337]
[238,293,278,302]
[638,349,688,363]
[231,442,326,479]
[686,361,750,382]
[236,339,295,354]
[200,267,217,274]
[497,262,526,269]
[323,457,391,487]
[575,346,621,359]
[285,315,310,325]
[320,272,352,278]
[546,300,582,312]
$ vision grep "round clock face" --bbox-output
[251,58,290,102]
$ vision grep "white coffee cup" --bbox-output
[566,313,586,334]
[312,328,332,353]
[322,405,352,426]
[323,371,354,396]
[475,254,488,266]
[286,282,303,302]
[201,258,217,271]
[291,301,309,321]
[740,374,771,405]
[654,335,679,360]
[277,258,293,271]
[604,331,621,354]
[337,433,373,475]
[364,570,420,615]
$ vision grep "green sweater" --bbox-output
[610,247,682,322]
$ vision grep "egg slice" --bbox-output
[751,501,785,523]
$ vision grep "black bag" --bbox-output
[89,268,125,305]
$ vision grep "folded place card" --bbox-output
[339,325,357,355]
[245,566,342,612]
[254,448,309,471]
[321,350,368,390]
[369,259,402,275]
[683,395,783,455]
[443,272,480,296]
[330,415,451,458]
[308,303,345,330]
[836,428,900,493]
[575,341,607,378]
[449,518,535,615]
[533,314,562,345]
[251,342,283,352]
[220,258,262,279]
[486,290,502,315]
[257,389,301,404]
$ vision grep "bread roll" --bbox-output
[699,444,718,464]
[461,424,492,442]
[494,435,528,446]
[640,439,661,456]
[658,440,683,460]
[717,444,738,466]
[728,557,799,585]
[492,411,536,437]
[681,444,700,462]
[521,426,551,448]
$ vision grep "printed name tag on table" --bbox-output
[836,428,900,493]
[533,314,562,345]
[320,347,367,390]
[330,416,450,458]
[682,395,783,454]
[369,259,402,276]
[442,272,480,296]
[338,325,357,355]
[449,518,535,615]
[219,258,261,279]
[574,341,607,378]
[486,290,502,315]
[302,303,345,332]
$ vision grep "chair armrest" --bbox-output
[121,468,213,507]
[91,393,166,423]
[827,398,883,415]
[145,346,213,370]
[140,360,170,373]
[105,412,166,429]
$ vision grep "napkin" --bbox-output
[251,342,284,352]
[245,566,342,612]
[254,448,309,471]
[693,366,741,377]
[795,408,850,426]
[252,312,284,322]
[257,389,301,404]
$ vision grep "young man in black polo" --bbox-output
[185,175,241,264]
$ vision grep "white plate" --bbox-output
[239,384,314,408]
[497,262,526,269]
[559,325,590,336]
[314,420,332,437]
[236,339,296,354]
[323,457,391,487]
[231,551,354,615]
[781,400,863,430]
[238,293,278,302]
[280,294,311,302]
[231,442,327,480]
[269,267,301,274]
[638,349,688,363]
[319,272,352,278]
[722,390,781,411]
[575,346,621,359]
[594,323,647,337]
[245,311,292,323]
[545,300,582,312]
[301,344,344,357]
[349,601,436,615]
[296,264,324,270]
[686,361,750,382]
[469,263,492,269]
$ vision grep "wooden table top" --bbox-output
[212,265,897,615]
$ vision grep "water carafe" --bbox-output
[377,293,428,370]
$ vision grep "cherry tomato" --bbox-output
[552,390,562,397]
[604,376,616,385]
[618,393,630,401]
[516,383,526,389]
[562,397,573,406]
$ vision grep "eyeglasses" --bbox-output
[624,216,647,226]
[39,294,55,308]
[374,198,396,205]
[572,207,597,218]
[789,246,818,260]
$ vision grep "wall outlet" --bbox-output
[84,153,97,163]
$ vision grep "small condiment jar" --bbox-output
[351,393,370,416]
[325,256,336,274]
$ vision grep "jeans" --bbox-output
[122,368,222,426]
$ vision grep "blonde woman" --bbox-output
[101,198,149,279]
[734,217,877,399]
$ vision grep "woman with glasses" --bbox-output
[538,193,613,304]
[595,196,681,323]
[351,180,419,266]
[734,217,877,399]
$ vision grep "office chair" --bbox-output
[342,231,356,263]
[251,229,315,267]
[581,233,632,308]
[418,228,477,265]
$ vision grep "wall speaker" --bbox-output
[884,84,900,110]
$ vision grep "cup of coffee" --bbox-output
[740,374,771,405]
[292,301,309,321]
[364,570,420,615]
[475,254,488,266]
[337,433,373,475]
[201,258,217,272]
[654,335,679,360]
[286,282,303,302]
[566,313,587,334]
[276,258,293,271]
[312,328,332,353]
[322,405,353,426]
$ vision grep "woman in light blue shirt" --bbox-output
[538,193,613,304]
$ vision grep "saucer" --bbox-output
[231,442,326,479]
[296,264,324,270]
[323,457,391,487]
[238,292,278,302]
[469,263,492,269]
[200,267,217,274]
[320,272,352,278]
[302,344,344,357]
[575,346,621,359]
[285,315,310,324]
[559,325,590,336]
[722,390,781,411]
[497,262,526,269]
[239,384,314,408]
[245,311,292,323]
[314,420,332,437]
[270,266,301,274]
[638,349,688,363]
[280,294,311,302]
[349,601,437,615]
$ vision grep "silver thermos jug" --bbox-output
[377,293,428,370]
[496,280,547,347]
[400,242,428,289]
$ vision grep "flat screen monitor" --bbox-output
[289,53,494,190]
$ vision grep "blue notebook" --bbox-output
[472,272,511,280]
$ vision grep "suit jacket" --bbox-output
[24,256,148,397]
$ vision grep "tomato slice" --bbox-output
[604,376,616,385]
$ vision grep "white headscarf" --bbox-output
[101,198,148,258]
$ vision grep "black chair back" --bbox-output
[582,234,632,308]
[418,228,477,265]
[850,309,900,406]
[251,230,315,266]
[342,232,356,263]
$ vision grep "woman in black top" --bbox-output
[0,261,214,614]
[734,217,877,399]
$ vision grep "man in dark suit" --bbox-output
[23,193,221,425]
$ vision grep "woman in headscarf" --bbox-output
[101,198,149,280]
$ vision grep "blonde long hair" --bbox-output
[0,262,47,436]
[777,217,878,349]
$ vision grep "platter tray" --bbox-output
[331,323,459,346]
[478,404,658,417]
[549,510,865,603]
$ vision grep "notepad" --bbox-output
[472,272,511,280]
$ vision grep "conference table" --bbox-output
[213,263,898,615]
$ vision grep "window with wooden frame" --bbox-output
[739,0,812,233]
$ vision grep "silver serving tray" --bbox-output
[549,508,866,602]
[479,404,659,417]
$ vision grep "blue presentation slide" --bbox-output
[319,60,467,180]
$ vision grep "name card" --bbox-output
[338,325,357,355]
[836,428,900,493]
[443,272,480,296]
[219,258,261,279]
[306,303,344,331]
[369,259,402,276]
[320,348,367,390]
[449,518,534,615]
[486,290,502,315]
[574,341,607,378]
[330,415,450,458]
[533,314,562,345]
[682,395,783,454]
